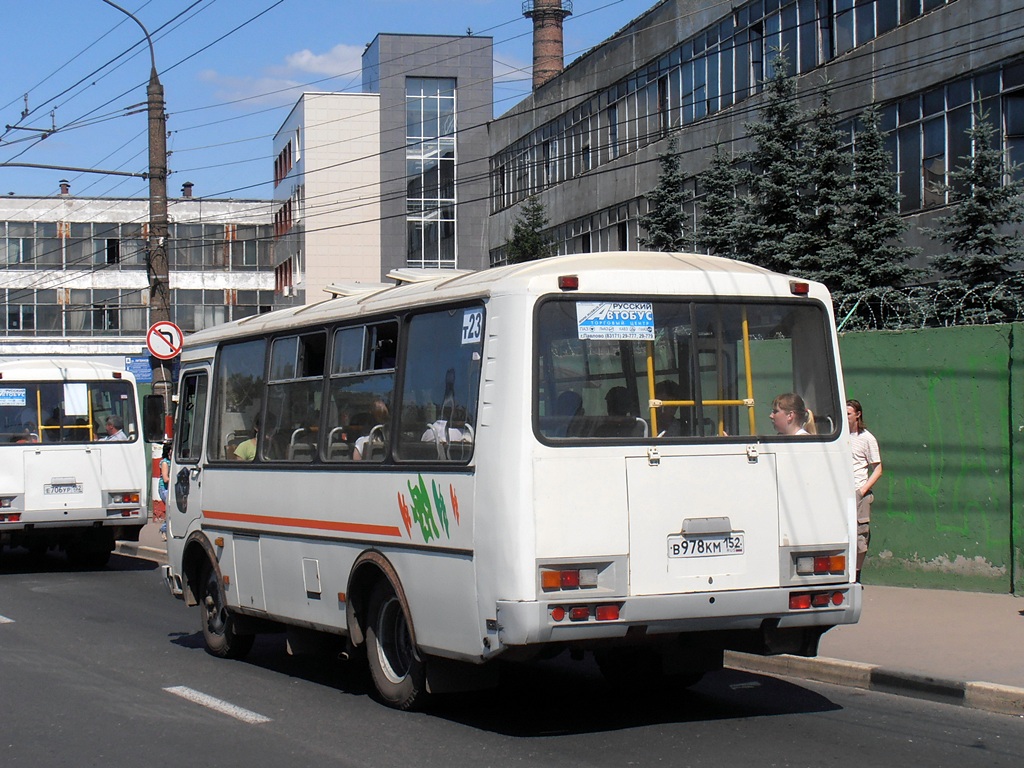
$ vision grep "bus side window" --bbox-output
[324,322,397,464]
[210,338,267,462]
[395,306,483,463]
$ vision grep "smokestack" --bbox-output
[181,181,194,198]
[523,0,573,90]
[59,179,70,195]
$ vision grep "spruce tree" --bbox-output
[792,86,853,288]
[637,134,695,252]
[696,143,740,257]
[928,106,1024,322]
[506,196,557,264]
[732,52,810,274]
[844,106,919,291]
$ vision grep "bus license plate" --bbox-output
[667,533,744,558]
[44,483,83,495]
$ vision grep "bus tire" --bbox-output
[365,579,425,710]
[198,560,254,660]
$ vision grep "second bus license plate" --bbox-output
[44,483,83,495]
[667,533,744,558]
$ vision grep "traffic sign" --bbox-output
[147,320,184,360]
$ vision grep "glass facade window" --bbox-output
[1,219,273,337]
[490,0,961,214]
[406,77,457,269]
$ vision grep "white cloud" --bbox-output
[281,43,365,79]
[197,43,366,107]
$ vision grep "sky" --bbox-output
[0,0,645,202]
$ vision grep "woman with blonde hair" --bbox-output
[770,392,816,435]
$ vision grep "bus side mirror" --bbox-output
[143,395,165,442]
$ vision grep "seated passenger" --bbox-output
[770,393,816,435]
[234,415,260,461]
[101,415,128,441]
[595,386,641,437]
[421,404,470,444]
[353,399,389,461]
[654,380,683,437]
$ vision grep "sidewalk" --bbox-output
[117,525,1024,715]
[728,584,1024,716]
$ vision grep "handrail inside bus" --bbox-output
[645,306,757,436]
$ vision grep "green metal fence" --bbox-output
[840,324,1022,593]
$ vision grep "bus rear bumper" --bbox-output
[495,584,862,648]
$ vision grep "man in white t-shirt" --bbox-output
[847,399,882,582]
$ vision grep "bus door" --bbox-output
[169,366,210,540]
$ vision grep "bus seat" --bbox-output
[326,427,352,461]
[287,428,315,461]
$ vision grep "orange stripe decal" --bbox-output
[203,509,402,537]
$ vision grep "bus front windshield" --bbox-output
[0,380,138,444]
[536,298,841,441]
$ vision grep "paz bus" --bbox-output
[161,251,860,709]
[0,358,150,566]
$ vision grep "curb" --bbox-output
[725,651,1024,717]
[114,540,168,566]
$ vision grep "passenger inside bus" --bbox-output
[655,380,684,437]
[353,399,389,461]
[595,386,645,438]
[770,393,816,436]
[234,414,260,460]
[101,415,128,441]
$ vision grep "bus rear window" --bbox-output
[536,299,841,441]
[1,380,137,443]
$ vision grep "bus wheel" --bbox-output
[365,580,425,710]
[198,560,254,660]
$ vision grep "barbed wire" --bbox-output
[835,275,1024,331]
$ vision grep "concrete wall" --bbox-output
[840,324,1024,594]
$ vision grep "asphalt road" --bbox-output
[1,550,1022,768]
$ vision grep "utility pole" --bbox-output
[103,1,171,435]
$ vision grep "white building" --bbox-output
[0,186,275,365]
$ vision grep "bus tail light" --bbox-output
[110,492,141,504]
[540,567,599,591]
[595,604,619,621]
[790,591,846,610]
[0,497,14,508]
[789,280,809,295]
[795,553,846,575]
[569,606,589,621]
[0,513,22,523]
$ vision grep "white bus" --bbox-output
[162,252,860,709]
[0,358,150,567]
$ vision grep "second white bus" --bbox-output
[0,358,150,566]
[162,252,861,708]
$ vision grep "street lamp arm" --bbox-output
[101,0,158,77]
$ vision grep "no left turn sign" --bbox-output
[147,320,184,360]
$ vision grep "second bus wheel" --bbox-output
[365,579,426,710]
[198,560,254,660]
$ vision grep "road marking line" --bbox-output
[163,686,271,724]
[0,615,14,624]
